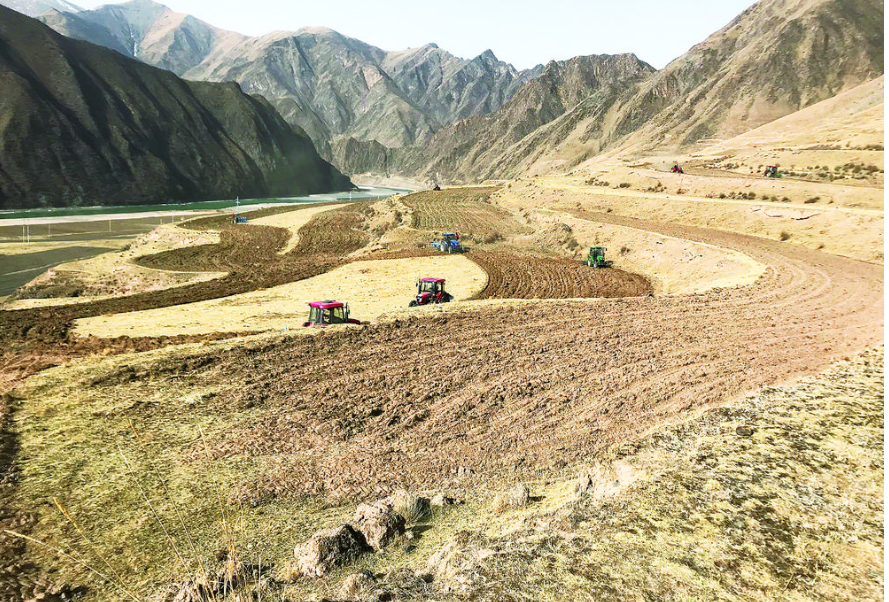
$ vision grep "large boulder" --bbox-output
[293,524,368,578]
[353,500,406,551]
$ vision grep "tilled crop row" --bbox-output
[402,188,528,238]
[161,217,881,503]
[469,251,653,299]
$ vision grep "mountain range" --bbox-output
[1,0,884,191]
[0,5,350,209]
[378,0,885,181]
[36,0,544,159]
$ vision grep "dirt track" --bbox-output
[142,216,884,503]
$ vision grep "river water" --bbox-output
[0,186,411,222]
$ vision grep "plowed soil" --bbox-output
[402,187,528,237]
[137,216,881,503]
[469,251,653,299]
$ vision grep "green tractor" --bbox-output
[586,246,608,268]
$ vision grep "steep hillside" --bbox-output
[0,6,351,209]
[509,0,885,176]
[608,0,884,152]
[0,0,79,17]
[381,45,542,126]
[38,0,247,75]
[38,0,541,160]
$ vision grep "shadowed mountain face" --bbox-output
[0,6,351,209]
[36,0,543,159]
[339,0,884,182]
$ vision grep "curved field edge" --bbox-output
[7,346,882,601]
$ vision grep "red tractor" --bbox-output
[302,300,361,327]
[409,278,453,307]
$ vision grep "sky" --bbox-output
[72,0,761,70]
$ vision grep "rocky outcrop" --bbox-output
[0,6,351,209]
[389,54,655,181]
[492,483,530,512]
[293,524,368,578]
[38,0,247,75]
[352,500,406,551]
[368,0,884,183]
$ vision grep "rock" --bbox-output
[492,483,530,513]
[430,493,457,507]
[575,461,641,499]
[337,571,376,600]
[425,532,489,595]
[353,500,406,551]
[294,524,368,578]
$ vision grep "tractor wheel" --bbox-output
[409,300,418,307]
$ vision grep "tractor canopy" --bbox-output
[418,278,445,294]
[307,300,348,325]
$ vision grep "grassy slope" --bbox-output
[9,342,882,601]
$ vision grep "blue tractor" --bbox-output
[432,232,463,253]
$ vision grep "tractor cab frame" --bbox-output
[409,278,452,307]
[302,300,361,327]
[586,246,608,268]
[432,233,463,253]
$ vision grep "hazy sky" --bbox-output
[74,0,760,69]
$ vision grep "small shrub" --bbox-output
[389,489,431,525]
[618,182,631,188]
[782,197,790,202]
[804,197,819,204]
[619,245,631,255]
[719,193,727,199]
[779,231,791,241]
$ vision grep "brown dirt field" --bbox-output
[93,215,879,505]
[469,251,653,299]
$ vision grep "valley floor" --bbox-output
[0,164,882,601]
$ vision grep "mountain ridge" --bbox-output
[0,6,351,209]
[34,0,545,160]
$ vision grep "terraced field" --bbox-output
[0,204,372,346]
[402,187,528,239]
